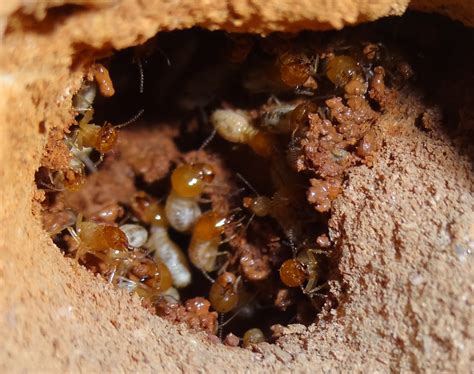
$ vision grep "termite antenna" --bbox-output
[286,229,298,257]
[219,290,256,328]
[114,109,144,128]
[236,173,259,196]
[198,127,216,151]
[156,46,171,67]
[218,313,224,340]
[243,212,255,232]
[137,58,144,94]
[219,308,241,328]
[114,59,145,128]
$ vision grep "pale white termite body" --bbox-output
[210,109,258,144]
[119,224,148,248]
[188,237,220,273]
[73,81,97,115]
[165,192,202,233]
[146,226,192,288]
[260,103,298,134]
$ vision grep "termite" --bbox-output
[187,211,235,278]
[131,191,193,289]
[279,247,326,298]
[164,162,215,232]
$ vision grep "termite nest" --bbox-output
[37,20,418,347]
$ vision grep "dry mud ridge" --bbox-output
[0,1,473,373]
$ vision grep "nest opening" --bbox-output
[35,12,473,348]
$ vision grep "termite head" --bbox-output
[62,168,86,192]
[95,122,118,153]
[192,211,227,242]
[209,272,239,313]
[131,191,168,227]
[197,163,216,183]
[75,221,130,263]
[325,54,363,87]
[127,255,173,293]
[278,50,313,87]
[242,196,272,217]
[171,163,216,198]
[279,258,306,287]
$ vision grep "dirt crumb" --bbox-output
[114,125,180,184]
[63,160,136,221]
[154,297,218,335]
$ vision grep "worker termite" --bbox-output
[188,211,235,278]
[68,60,145,172]
[146,225,192,289]
[164,162,215,233]
[260,101,318,136]
[63,109,117,175]
[72,62,114,115]
[130,191,193,289]
[37,168,86,192]
[278,50,317,88]
[210,108,277,159]
[279,247,326,297]
[210,273,260,340]
[69,109,118,155]
[238,172,305,244]
[260,103,298,134]
[325,54,363,87]
[120,253,173,299]
[65,216,131,282]
[210,109,258,144]
[209,272,240,313]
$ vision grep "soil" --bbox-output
[0,1,473,373]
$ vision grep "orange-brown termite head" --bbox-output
[125,254,173,295]
[325,55,363,87]
[130,191,168,227]
[188,211,230,273]
[278,50,314,87]
[76,118,118,154]
[279,248,323,297]
[209,272,239,313]
[171,163,216,199]
[94,122,118,153]
[62,168,86,192]
[279,258,307,288]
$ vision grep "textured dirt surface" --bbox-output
[0,1,473,373]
